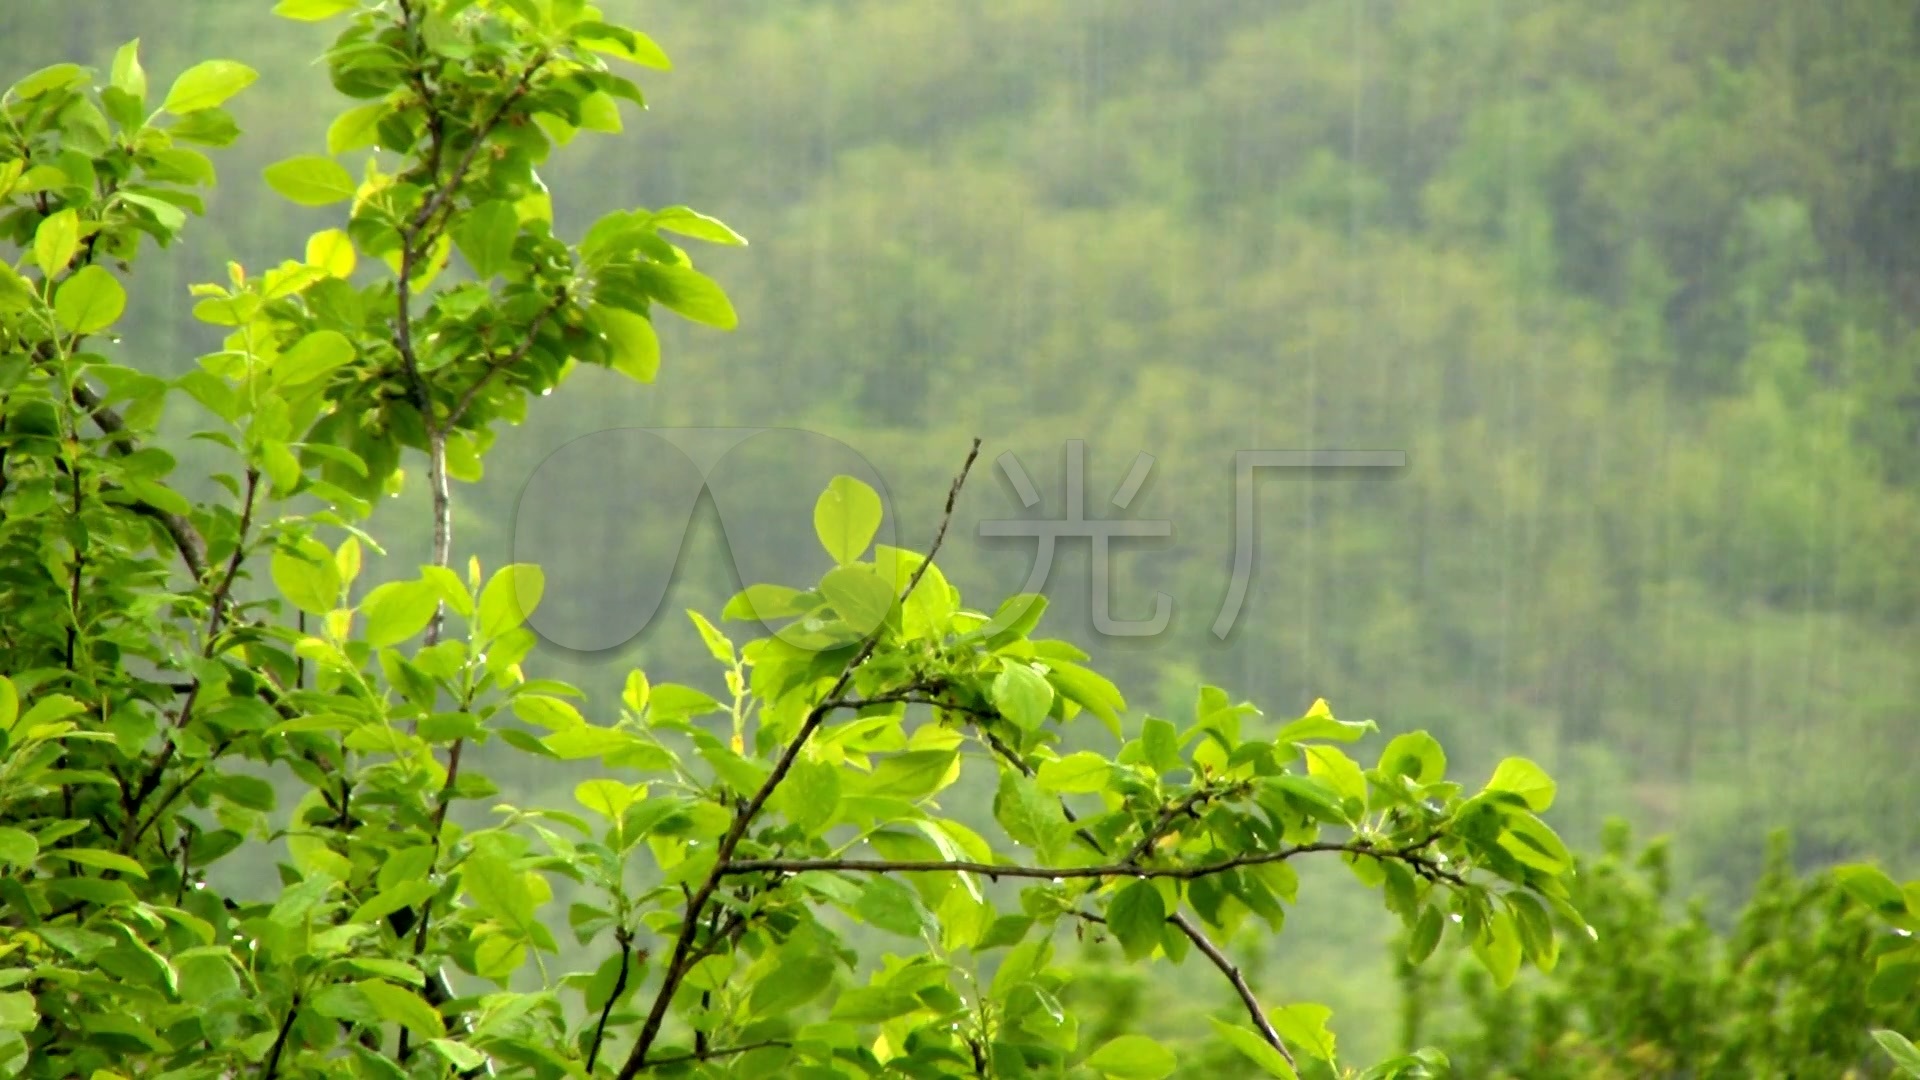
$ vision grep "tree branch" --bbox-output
[71,381,208,579]
[262,992,301,1079]
[585,929,637,1073]
[443,291,568,431]
[616,438,982,1080]
[718,839,1463,886]
[970,722,1302,1069]
[639,1040,790,1070]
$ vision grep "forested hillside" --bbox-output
[4,0,1917,1067]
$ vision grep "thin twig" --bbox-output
[71,381,207,578]
[718,841,1463,885]
[638,1040,790,1070]
[443,292,568,430]
[262,993,301,1078]
[586,931,638,1072]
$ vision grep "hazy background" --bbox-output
[6,0,1919,1062]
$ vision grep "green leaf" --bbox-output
[721,583,807,622]
[111,40,147,101]
[273,329,355,387]
[161,60,258,114]
[1035,751,1112,794]
[994,771,1065,862]
[1269,1003,1336,1062]
[648,684,723,723]
[455,200,519,279]
[339,958,426,987]
[1276,698,1374,744]
[574,22,673,68]
[774,757,840,836]
[992,662,1055,731]
[749,956,835,1016]
[648,205,747,245]
[1141,717,1182,772]
[1261,775,1350,825]
[356,979,444,1038]
[1836,864,1908,915]
[263,155,357,206]
[272,544,341,617]
[1302,745,1368,806]
[1085,1034,1177,1079]
[9,63,88,101]
[1208,1019,1299,1079]
[0,828,38,869]
[1106,880,1167,961]
[685,609,734,663]
[1871,1030,1920,1077]
[0,677,15,732]
[44,848,147,878]
[1470,906,1523,988]
[52,266,125,334]
[1047,661,1127,735]
[477,563,544,643]
[1407,903,1445,963]
[814,475,883,564]
[854,876,932,938]
[360,579,440,648]
[0,990,39,1033]
[1377,731,1447,784]
[820,565,896,637]
[325,101,387,154]
[1499,812,1573,874]
[20,695,85,727]
[859,749,959,800]
[274,0,359,21]
[982,593,1049,643]
[1483,757,1556,812]
[34,208,79,276]
[592,304,659,382]
[427,1038,488,1071]
[633,259,736,328]
[575,779,641,822]
[462,847,540,941]
[0,261,33,310]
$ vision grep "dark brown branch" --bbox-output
[443,291,568,431]
[1124,787,1224,866]
[71,381,208,579]
[207,468,260,637]
[262,992,301,1078]
[718,840,1463,886]
[971,721,1301,1069]
[639,1041,790,1070]
[616,438,983,1080]
[586,930,638,1073]
[118,467,260,850]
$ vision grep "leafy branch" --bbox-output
[616,437,984,1079]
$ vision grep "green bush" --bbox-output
[1401,820,1920,1077]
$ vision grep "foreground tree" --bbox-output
[0,3,1582,1076]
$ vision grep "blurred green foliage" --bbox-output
[1399,821,1920,1077]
